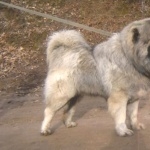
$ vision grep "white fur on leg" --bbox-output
[108,91,133,136]
[41,107,54,136]
[63,106,77,128]
[127,101,145,130]
[132,122,145,130]
[116,123,134,136]
[41,127,52,135]
[65,121,77,128]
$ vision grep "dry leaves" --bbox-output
[0,0,150,92]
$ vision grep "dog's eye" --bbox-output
[143,40,149,45]
[147,46,150,58]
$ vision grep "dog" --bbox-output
[41,18,150,136]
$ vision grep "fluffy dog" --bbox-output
[41,18,150,136]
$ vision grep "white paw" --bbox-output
[116,123,134,136]
[65,121,77,128]
[41,128,52,136]
[132,122,145,130]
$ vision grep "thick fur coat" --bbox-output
[41,18,150,136]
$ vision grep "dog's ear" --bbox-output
[132,28,140,43]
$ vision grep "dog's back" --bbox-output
[46,30,101,95]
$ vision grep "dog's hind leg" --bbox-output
[41,106,55,135]
[41,95,76,135]
[108,91,134,136]
[127,100,145,130]
[63,96,82,128]
[41,72,76,135]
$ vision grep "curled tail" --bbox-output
[46,30,90,64]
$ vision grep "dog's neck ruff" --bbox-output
[132,61,150,78]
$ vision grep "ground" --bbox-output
[1,90,150,150]
[0,0,150,150]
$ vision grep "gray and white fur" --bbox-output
[41,18,150,136]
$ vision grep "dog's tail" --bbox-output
[46,30,90,64]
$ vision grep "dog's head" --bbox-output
[121,18,150,77]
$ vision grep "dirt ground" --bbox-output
[0,88,150,150]
[1,0,150,150]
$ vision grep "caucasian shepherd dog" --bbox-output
[41,18,150,136]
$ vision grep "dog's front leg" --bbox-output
[108,91,133,136]
[127,100,145,130]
